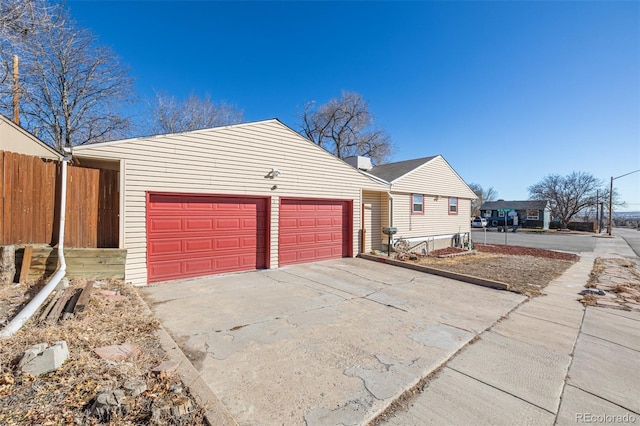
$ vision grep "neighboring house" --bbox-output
[0,114,62,160]
[72,119,388,286]
[480,200,551,229]
[348,155,477,254]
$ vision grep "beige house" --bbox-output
[0,114,62,160]
[72,119,387,286]
[351,155,477,254]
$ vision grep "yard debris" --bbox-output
[123,378,147,396]
[98,289,128,302]
[579,289,605,296]
[89,388,129,421]
[74,281,95,313]
[94,342,141,361]
[0,245,16,285]
[152,359,180,378]
[18,341,69,376]
[427,247,476,258]
[580,257,640,311]
[0,278,206,424]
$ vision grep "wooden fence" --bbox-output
[0,151,119,248]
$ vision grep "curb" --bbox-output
[155,328,238,426]
[359,253,510,291]
[135,291,237,426]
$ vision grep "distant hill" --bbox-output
[614,211,640,218]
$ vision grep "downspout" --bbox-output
[388,183,394,247]
[388,182,394,227]
[0,154,69,339]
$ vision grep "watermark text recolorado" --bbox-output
[576,413,637,423]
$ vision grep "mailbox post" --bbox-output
[382,227,398,257]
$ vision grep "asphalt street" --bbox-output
[471,229,597,253]
[615,227,640,257]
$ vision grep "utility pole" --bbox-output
[609,169,640,236]
[608,176,613,236]
[596,190,599,233]
[12,54,19,125]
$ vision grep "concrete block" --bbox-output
[55,277,70,290]
[19,341,69,376]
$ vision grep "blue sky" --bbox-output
[68,1,639,211]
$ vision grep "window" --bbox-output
[412,194,424,214]
[448,197,458,214]
[527,210,539,220]
[498,211,505,217]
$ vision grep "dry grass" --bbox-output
[413,251,576,297]
[579,293,598,306]
[0,278,205,425]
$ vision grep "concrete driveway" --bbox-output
[143,258,524,425]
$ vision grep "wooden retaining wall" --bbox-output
[15,246,126,281]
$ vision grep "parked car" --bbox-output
[471,217,488,228]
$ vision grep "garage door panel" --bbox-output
[279,199,351,267]
[147,194,268,283]
[148,239,183,255]
[148,217,183,233]
[184,258,214,274]
[184,218,213,231]
[184,238,214,252]
[148,259,184,281]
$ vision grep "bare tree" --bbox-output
[0,3,134,150]
[300,91,392,164]
[0,1,57,87]
[468,183,498,217]
[150,92,244,134]
[527,171,626,229]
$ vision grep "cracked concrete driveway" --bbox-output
[142,258,524,425]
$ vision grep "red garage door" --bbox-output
[279,198,352,266]
[147,193,268,283]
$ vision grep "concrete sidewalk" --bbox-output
[381,235,640,425]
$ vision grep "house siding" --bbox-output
[0,116,62,160]
[362,191,388,252]
[73,120,385,285]
[392,193,472,239]
[390,156,477,199]
[388,155,474,246]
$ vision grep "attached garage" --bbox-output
[146,193,268,283]
[279,198,352,266]
[72,120,387,286]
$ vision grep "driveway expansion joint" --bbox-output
[447,366,557,416]
[581,332,639,352]
[562,384,640,416]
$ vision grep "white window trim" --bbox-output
[527,210,540,220]
[448,197,458,214]
[412,194,424,214]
